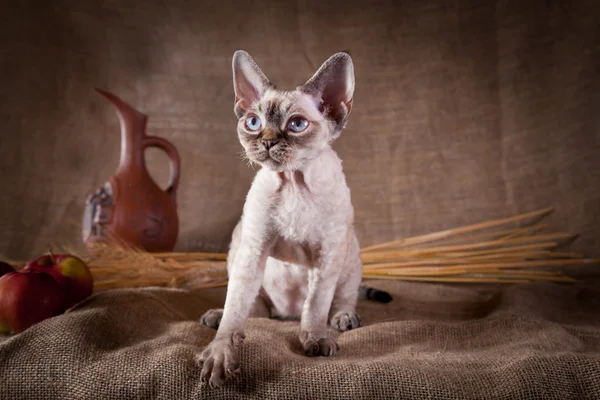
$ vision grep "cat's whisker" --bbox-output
[239,150,262,171]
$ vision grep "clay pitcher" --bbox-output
[82,88,181,252]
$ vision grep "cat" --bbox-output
[197,50,392,389]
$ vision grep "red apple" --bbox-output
[0,270,65,334]
[24,252,93,309]
[0,261,14,278]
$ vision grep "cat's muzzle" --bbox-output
[262,138,279,151]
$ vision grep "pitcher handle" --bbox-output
[143,136,181,200]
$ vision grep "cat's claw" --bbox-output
[330,311,361,332]
[196,333,243,389]
[300,332,339,357]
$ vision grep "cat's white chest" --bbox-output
[273,182,321,242]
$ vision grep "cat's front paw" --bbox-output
[300,331,339,357]
[199,308,223,330]
[330,310,361,332]
[196,333,244,389]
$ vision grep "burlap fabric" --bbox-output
[1,0,599,260]
[1,280,599,399]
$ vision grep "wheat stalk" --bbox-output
[3,207,598,290]
[360,207,554,252]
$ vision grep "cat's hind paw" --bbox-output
[330,310,361,332]
[199,309,223,330]
[300,331,339,357]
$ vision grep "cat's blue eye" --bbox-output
[245,115,262,131]
[287,117,309,133]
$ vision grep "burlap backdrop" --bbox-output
[0,0,598,260]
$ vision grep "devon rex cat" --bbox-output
[198,50,391,388]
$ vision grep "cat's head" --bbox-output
[232,50,355,172]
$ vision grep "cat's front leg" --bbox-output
[299,247,345,357]
[329,234,363,332]
[197,244,268,388]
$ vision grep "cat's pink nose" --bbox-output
[262,139,279,151]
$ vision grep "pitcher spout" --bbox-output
[95,88,147,168]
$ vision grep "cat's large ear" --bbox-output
[232,50,271,118]
[299,52,355,128]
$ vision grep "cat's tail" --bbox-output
[359,285,393,303]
